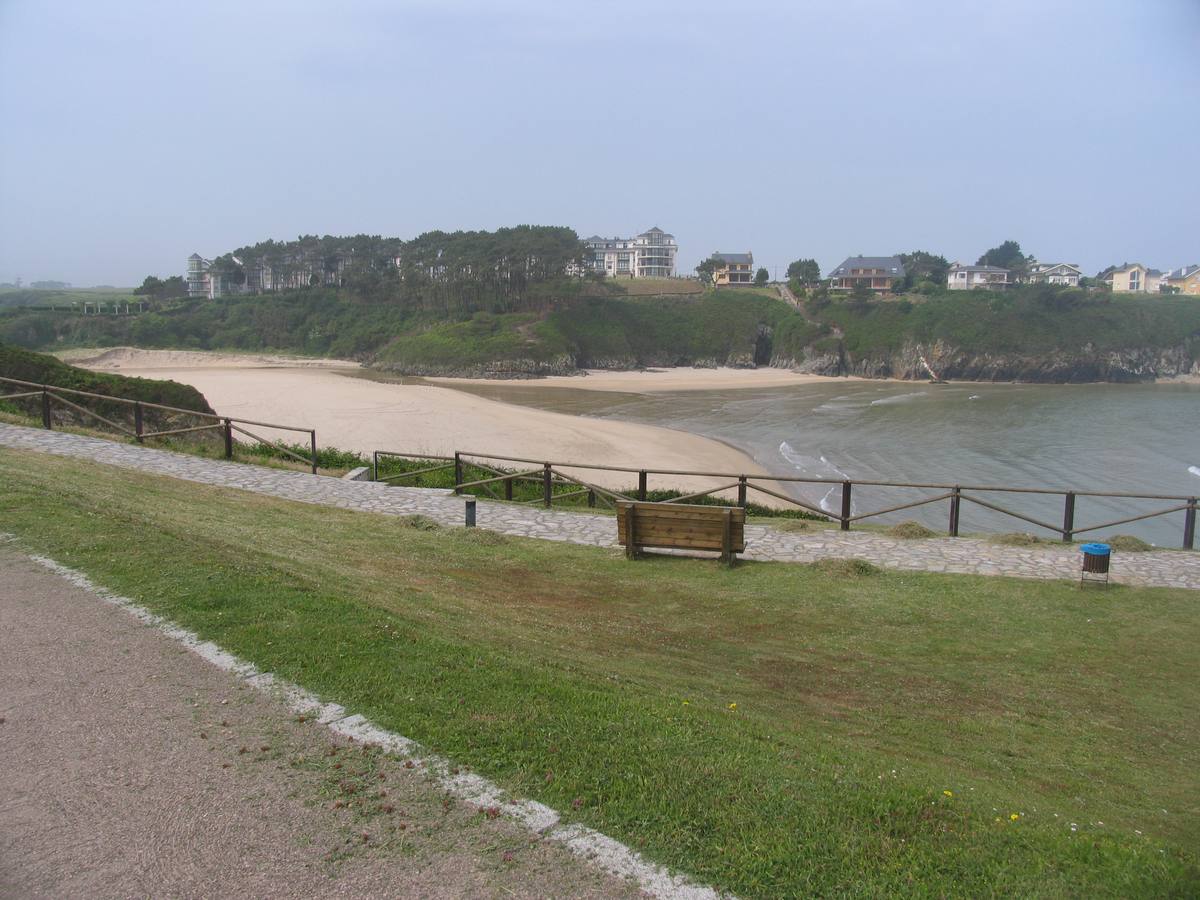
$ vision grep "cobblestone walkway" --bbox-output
[3,424,1198,590]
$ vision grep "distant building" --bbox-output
[1102,263,1163,293]
[186,253,212,298]
[947,263,1012,290]
[583,227,678,278]
[1164,264,1200,295]
[187,250,352,298]
[711,251,754,286]
[829,255,905,292]
[1027,262,1082,287]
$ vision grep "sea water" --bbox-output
[453,379,1200,546]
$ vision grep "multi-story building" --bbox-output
[947,263,1012,290]
[711,252,754,286]
[1027,262,1082,287]
[186,253,212,298]
[583,227,677,278]
[829,255,905,292]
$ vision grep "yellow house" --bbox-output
[1103,263,1162,293]
[711,251,754,286]
[1165,265,1200,296]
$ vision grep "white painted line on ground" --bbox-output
[14,543,728,900]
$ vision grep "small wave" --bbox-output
[869,392,929,406]
[1189,465,1200,479]
[779,442,850,480]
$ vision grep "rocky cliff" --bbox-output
[789,339,1199,383]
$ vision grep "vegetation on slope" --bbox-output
[820,286,1200,357]
[0,342,213,413]
[2,451,1196,897]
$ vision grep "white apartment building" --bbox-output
[583,227,678,278]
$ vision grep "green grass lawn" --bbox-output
[1,448,1197,896]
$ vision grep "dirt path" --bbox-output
[0,547,641,899]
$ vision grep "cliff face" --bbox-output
[372,340,1199,382]
[789,339,1199,383]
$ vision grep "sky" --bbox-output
[1,0,1198,286]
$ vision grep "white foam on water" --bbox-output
[778,443,853,514]
[869,392,929,406]
[1189,465,1200,479]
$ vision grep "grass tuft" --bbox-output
[813,557,881,577]
[1107,534,1154,552]
[989,532,1049,547]
[885,520,938,539]
[396,514,442,531]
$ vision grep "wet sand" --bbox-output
[428,366,870,393]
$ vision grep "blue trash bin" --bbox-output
[1080,542,1111,576]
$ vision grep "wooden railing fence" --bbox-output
[0,375,319,473]
[373,449,1197,550]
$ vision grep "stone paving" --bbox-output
[3,423,1198,590]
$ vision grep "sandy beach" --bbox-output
[63,348,785,495]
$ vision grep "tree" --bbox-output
[133,274,188,300]
[754,267,769,286]
[695,255,723,287]
[786,258,820,285]
[898,250,949,292]
[977,240,1030,279]
[847,280,874,312]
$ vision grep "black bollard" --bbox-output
[465,497,476,528]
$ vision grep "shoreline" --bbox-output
[425,367,883,393]
[62,348,789,498]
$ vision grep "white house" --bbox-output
[1027,262,1082,287]
[947,263,1011,290]
[583,227,678,278]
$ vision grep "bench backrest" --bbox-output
[616,501,746,553]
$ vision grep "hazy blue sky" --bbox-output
[1,0,1197,286]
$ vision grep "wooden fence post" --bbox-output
[41,390,52,429]
[453,452,462,494]
[638,470,647,501]
[1061,492,1075,542]
[1184,499,1196,551]
[840,480,852,531]
[133,402,144,442]
[372,451,378,482]
[309,430,318,474]
[737,475,747,508]
[721,508,734,566]
[504,476,513,501]
[624,504,637,560]
[223,418,233,459]
[543,463,553,508]
[949,485,961,537]
[588,489,596,508]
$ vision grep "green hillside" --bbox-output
[2,279,1197,382]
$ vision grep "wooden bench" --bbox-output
[616,501,747,565]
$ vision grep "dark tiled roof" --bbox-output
[1166,264,1200,280]
[714,252,753,265]
[830,255,905,276]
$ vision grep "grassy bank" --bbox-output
[822,288,1200,357]
[1,449,1195,896]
